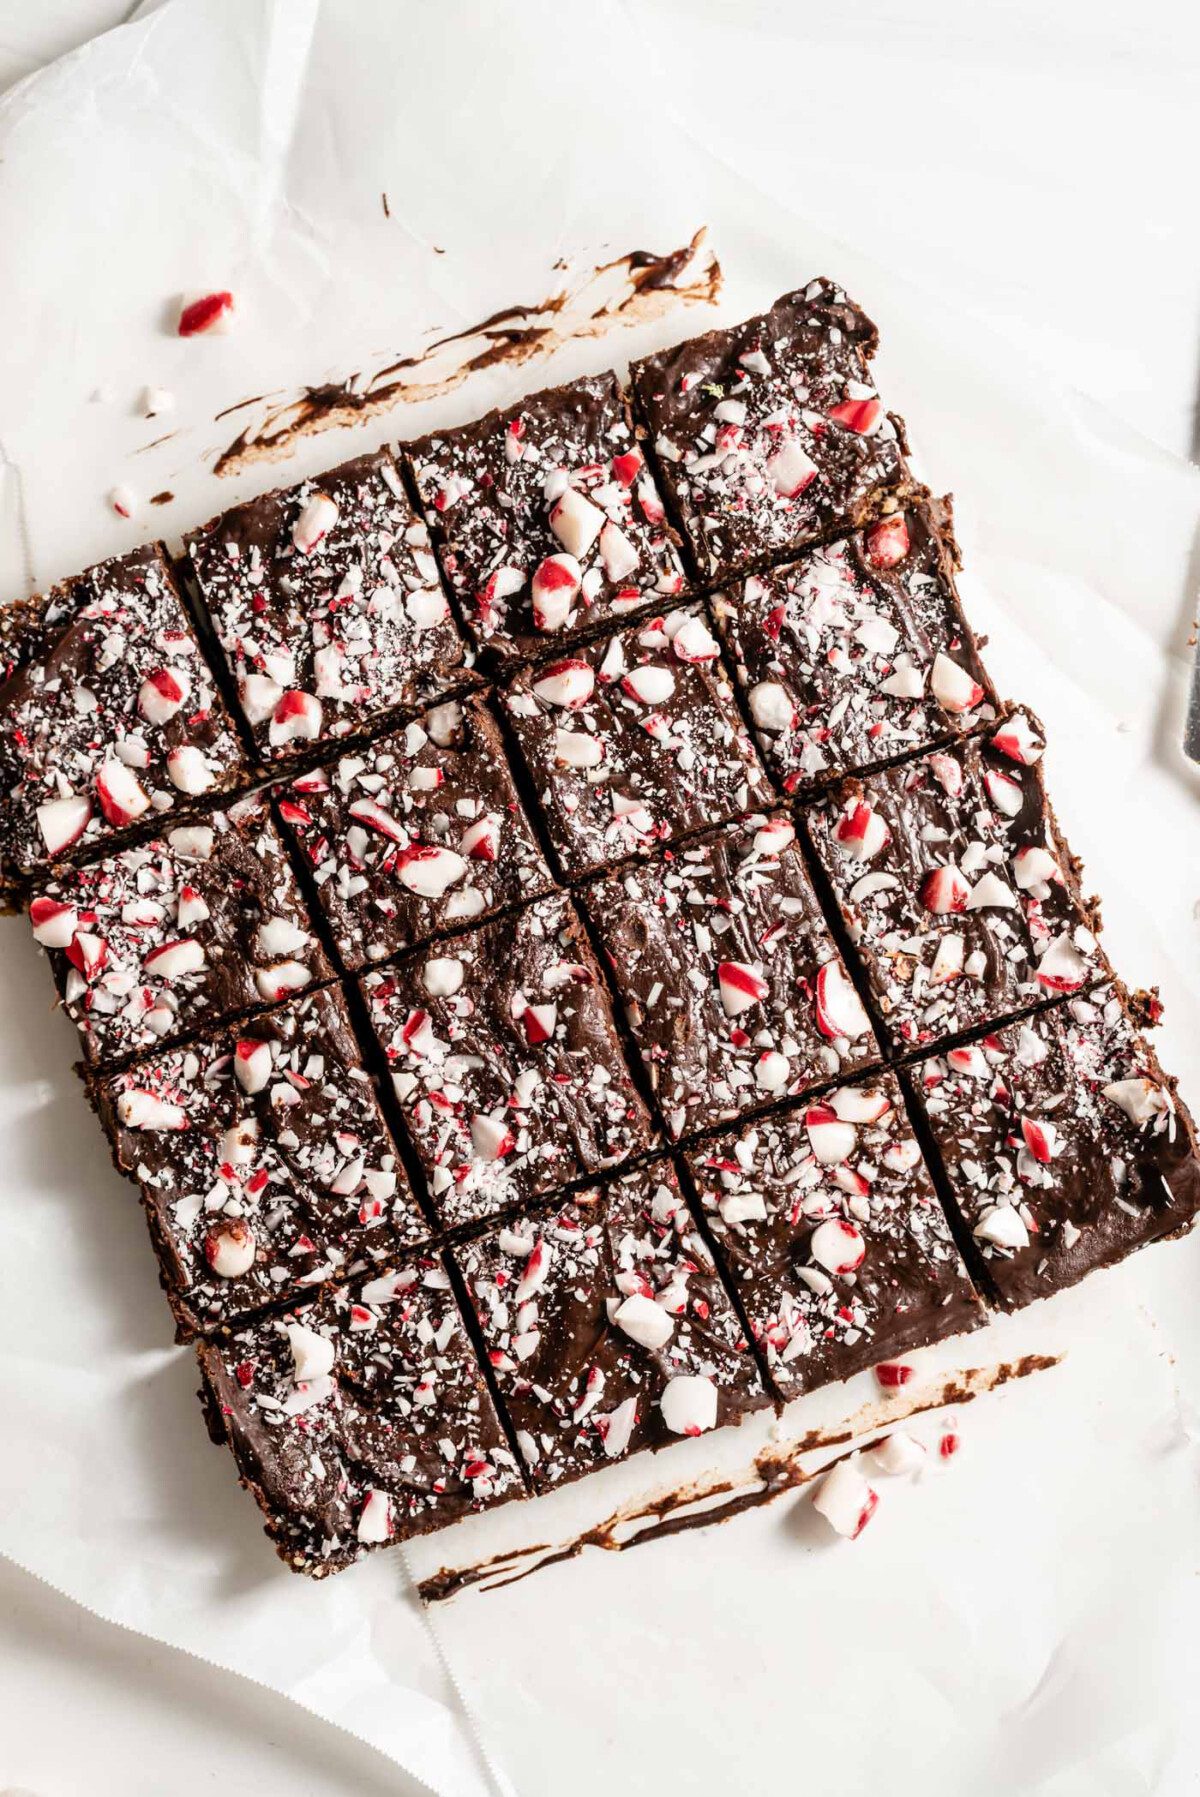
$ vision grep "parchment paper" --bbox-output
[1,3,1198,1794]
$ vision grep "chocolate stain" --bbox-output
[212,227,721,479]
[149,490,174,507]
[417,1352,1061,1605]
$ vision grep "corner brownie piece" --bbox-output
[454,1164,767,1492]
[630,281,912,585]
[94,985,428,1338]
[197,1260,523,1575]
[186,449,470,761]
[805,711,1109,1054]
[580,814,878,1140]
[502,606,771,879]
[405,373,688,663]
[0,545,246,892]
[362,892,653,1228]
[29,798,331,1069]
[277,693,553,968]
[685,1073,983,1400]
[711,498,996,794]
[911,986,1200,1308]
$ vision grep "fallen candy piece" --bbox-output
[813,1457,879,1539]
[178,290,236,336]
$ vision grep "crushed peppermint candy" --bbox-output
[914,984,1200,1307]
[276,694,552,969]
[0,545,245,888]
[710,498,995,795]
[29,797,329,1067]
[806,713,1109,1053]
[630,281,912,584]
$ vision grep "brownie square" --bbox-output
[185,449,471,761]
[94,984,429,1338]
[277,693,554,969]
[197,1259,524,1576]
[0,545,246,892]
[454,1163,767,1492]
[501,606,771,879]
[911,984,1200,1309]
[629,281,913,585]
[685,1072,984,1400]
[362,891,654,1228]
[580,814,879,1140]
[711,497,996,795]
[804,711,1110,1054]
[405,372,688,664]
[28,797,332,1069]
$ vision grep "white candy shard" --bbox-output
[292,492,339,554]
[356,1489,393,1543]
[613,1293,675,1350]
[659,1374,718,1437]
[549,486,604,558]
[973,1204,1030,1250]
[287,1323,336,1382]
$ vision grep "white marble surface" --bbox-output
[0,1,1197,1792]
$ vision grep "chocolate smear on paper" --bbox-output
[213,228,721,478]
[418,1352,1061,1603]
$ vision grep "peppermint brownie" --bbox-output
[276,694,553,968]
[197,1260,523,1575]
[629,281,913,584]
[186,449,470,761]
[454,1164,767,1491]
[685,1073,983,1399]
[29,799,331,1069]
[710,498,996,794]
[0,545,246,894]
[404,373,688,663]
[501,606,771,879]
[911,986,1200,1308]
[94,984,428,1338]
[362,892,653,1228]
[804,712,1109,1053]
[580,814,878,1140]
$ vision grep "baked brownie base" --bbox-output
[910,981,1200,1309]
[685,1071,985,1401]
[362,891,655,1228]
[630,281,917,585]
[454,1162,768,1493]
[197,1258,524,1575]
[93,984,429,1339]
[711,496,996,795]
[29,797,332,1070]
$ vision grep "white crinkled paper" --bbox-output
[1,3,1198,1794]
